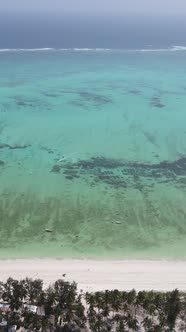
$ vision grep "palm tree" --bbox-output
[72,294,86,326]
[127,289,136,305]
[126,313,138,331]
[52,279,77,321]
[6,311,22,331]
[114,314,127,332]
[91,312,109,332]
[23,278,44,304]
[1,278,24,311]
[109,290,122,315]
[142,316,154,330]
[85,292,96,318]
[94,292,105,314]
[165,289,181,331]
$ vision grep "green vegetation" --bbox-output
[0,278,186,331]
[0,278,85,332]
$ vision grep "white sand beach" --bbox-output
[1,259,186,292]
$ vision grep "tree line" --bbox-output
[0,277,185,331]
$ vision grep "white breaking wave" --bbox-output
[71,48,111,51]
[0,46,186,52]
[0,48,55,52]
[171,45,186,51]
[135,46,186,52]
[0,47,112,52]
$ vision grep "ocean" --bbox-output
[0,14,186,258]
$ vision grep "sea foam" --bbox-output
[0,46,186,53]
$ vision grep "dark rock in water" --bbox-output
[79,91,112,105]
[129,89,141,95]
[76,157,125,169]
[51,164,61,173]
[0,143,30,150]
[155,157,186,176]
[0,143,9,149]
[65,175,74,180]
[97,172,127,188]
[150,96,165,108]
[42,92,59,98]
[0,160,5,166]
[150,95,165,108]
[40,146,54,154]
[13,96,50,110]
[68,100,86,109]
[63,169,79,179]
[153,102,165,108]
[16,101,32,106]
[9,144,31,150]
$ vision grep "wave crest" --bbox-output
[0,46,186,53]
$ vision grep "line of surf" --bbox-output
[0,48,111,52]
[0,46,186,52]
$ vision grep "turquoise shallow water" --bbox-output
[0,49,186,258]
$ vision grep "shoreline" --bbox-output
[1,258,186,292]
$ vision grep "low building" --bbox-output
[23,304,45,316]
[0,302,10,312]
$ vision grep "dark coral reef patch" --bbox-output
[51,156,186,189]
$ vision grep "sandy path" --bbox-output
[0,259,186,292]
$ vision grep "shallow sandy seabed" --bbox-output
[1,259,186,292]
[1,51,186,268]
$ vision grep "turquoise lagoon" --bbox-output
[0,49,186,258]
